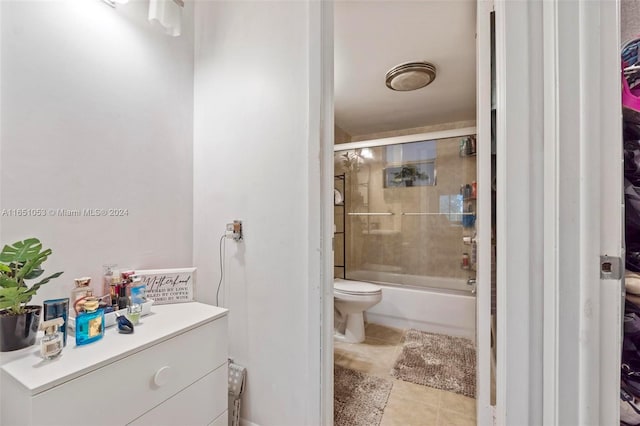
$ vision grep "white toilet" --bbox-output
[334,278,382,343]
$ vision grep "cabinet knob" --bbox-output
[153,366,172,387]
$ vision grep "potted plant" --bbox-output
[0,238,63,351]
[393,165,428,187]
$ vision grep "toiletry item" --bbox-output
[43,298,69,347]
[127,279,145,325]
[462,203,476,228]
[459,139,468,157]
[121,270,135,281]
[116,312,134,334]
[71,277,93,305]
[75,298,104,346]
[118,285,128,310]
[130,279,146,305]
[98,295,114,313]
[39,318,64,359]
[120,270,135,298]
[102,264,117,305]
[471,181,477,198]
[110,276,121,309]
[127,303,141,325]
[461,253,470,270]
[464,184,472,199]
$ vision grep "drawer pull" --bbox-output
[153,366,172,387]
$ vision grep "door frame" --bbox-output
[318,1,496,424]
[539,0,622,424]
[476,1,494,424]
[317,0,623,424]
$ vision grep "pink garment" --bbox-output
[623,69,640,113]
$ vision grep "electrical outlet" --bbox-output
[226,220,243,241]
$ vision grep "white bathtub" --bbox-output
[347,270,476,339]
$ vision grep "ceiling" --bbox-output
[334,1,477,137]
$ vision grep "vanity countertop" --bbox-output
[1,302,228,394]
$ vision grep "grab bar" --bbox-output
[347,212,394,216]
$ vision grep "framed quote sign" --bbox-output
[135,267,196,305]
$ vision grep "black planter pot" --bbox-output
[0,306,41,352]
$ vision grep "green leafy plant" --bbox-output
[393,165,428,185]
[0,238,63,315]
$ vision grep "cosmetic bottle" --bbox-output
[127,279,145,325]
[71,277,93,305]
[75,298,105,346]
[110,276,121,310]
[102,264,117,306]
[43,298,69,347]
[39,318,64,359]
[118,285,128,310]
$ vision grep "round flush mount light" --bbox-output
[385,61,437,91]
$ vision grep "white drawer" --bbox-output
[31,317,228,425]
[129,364,227,426]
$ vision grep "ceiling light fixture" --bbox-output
[385,61,437,91]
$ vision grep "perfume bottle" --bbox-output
[71,277,93,305]
[43,298,69,347]
[102,264,117,306]
[75,298,105,346]
[110,276,121,310]
[39,318,64,359]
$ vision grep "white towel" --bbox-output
[148,0,182,37]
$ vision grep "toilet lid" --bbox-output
[334,279,382,295]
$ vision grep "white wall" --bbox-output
[193,2,320,425]
[0,0,194,303]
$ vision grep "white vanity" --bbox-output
[0,302,228,426]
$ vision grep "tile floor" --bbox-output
[334,323,476,426]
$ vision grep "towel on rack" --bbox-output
[148,0,182,37]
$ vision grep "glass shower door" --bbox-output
[334,135,477,292]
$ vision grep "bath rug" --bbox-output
[391,329,476,398]
[334,365,392,426]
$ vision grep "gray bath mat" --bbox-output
[391,329,476,398]
[334,365,392,426]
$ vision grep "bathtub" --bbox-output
[347,270,476,339]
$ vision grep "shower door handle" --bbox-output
[347,212,394,216]
[401,212,475,216]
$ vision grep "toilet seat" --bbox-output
[334,279,381,296]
